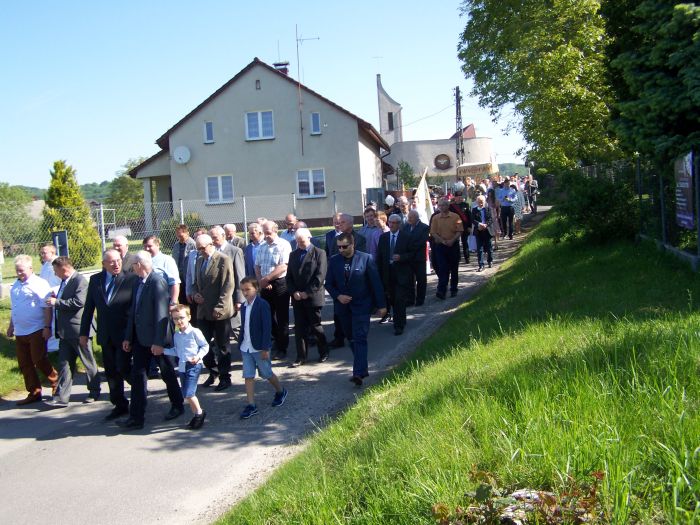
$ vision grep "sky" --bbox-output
[0,1,526,189]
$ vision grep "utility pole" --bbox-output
[454,86,464,169]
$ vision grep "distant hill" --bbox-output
[16,185,45,199]
[498,163,528,176]
[14,181,114,202]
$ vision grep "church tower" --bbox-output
[377,74,403,146]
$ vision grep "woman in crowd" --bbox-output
[486,188,501,251]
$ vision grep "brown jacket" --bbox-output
[193,251,234,321]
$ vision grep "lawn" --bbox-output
[220,214,699,524]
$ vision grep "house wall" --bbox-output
[166,64,367,222]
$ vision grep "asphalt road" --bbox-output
[0,209,548,525]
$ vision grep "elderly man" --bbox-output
[325,232,386,386]
[172,224,196,305]
[450,191,472,264]
[7,255,58,405]
[39,244,60,287]
[430,198,463,300]
[184,228,208,324]
[326,213,367,256]
[403,209,430,306]
[244,222,264,277]
[45,256,101,407]
[121,251,184,430]
[255,220,292,360]
[81,248,138,420]
[280,213,298,244]
[113,235,136,272]
[376,215,413,336]
[193,233,239,391]
[286,227,329,366]
[471,195,494,272]
[224,223,247,249]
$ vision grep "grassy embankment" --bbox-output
[221,214,699,524]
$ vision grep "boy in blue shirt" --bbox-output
[238,277,288,419]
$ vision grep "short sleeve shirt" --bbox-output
[151,252,181,286]
[255,237,291,278]
[10,273,52,336]
[429,211,463,241]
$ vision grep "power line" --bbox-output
[402,102,455,128]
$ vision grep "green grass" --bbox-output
[220,214,700,524]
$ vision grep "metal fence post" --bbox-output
[242,195,249,244]
[659,169,668,245]
[292,193,297,216]
[636,154,642,235]
[694,146,700,257]
[333,190,337,214]
[98,203,106,253]
[179,199,184,224]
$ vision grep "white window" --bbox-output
[297,169,326,198]
[310,112,321,135]
[203,121,214,143]
[206,175,234,204]
[245,110,274,140]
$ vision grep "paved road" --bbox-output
[0,209,548,525]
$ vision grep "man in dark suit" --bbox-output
[376,215,413,336]
[471,195,494,272]
[113,235,136,274]
[121,251,184,430]
[81,249,137,419]
[403,210,430,306]
[286,227,328,366]
[193,233,238,391]
[45,256,100,407]
[172,224,196,305]
[325,232,386,386]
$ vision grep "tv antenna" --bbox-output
[296,24,319,155]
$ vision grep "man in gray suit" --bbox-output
[121,251,184,430]
[194,233,243,391]
[45,256,100,407]
[224,223,247,249]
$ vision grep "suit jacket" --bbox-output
[121,251,137,274]
[244,242,261,277]
[325,250,385,315]
[125,271,170,348]
[471,206,493,237]
[54,272,88,340]
[239,297,272,351]
[80,270,138,346]
[193,251,235,321]
[286,245,328,308]
[172,238,196,278]
[376,231,413,290]
[229,236,247,249]
[325,229,367,257]
[402,221,430,263]
[216,243,245,304]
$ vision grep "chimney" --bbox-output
[273,61,290,75]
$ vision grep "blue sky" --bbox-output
[0,1,526,189]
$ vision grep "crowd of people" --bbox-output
[6,173,538,431]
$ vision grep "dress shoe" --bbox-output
[436,292,446,300]
[379,314,391,324]
[45,399,69,408]
[289,360,304,368]
[16,393,42,406]
[349,376,363,386]
[394,327,404,336]
[488,262,492,268]
[105,406,129,421]
[83,392,100,404]
[318,353,329,363]
[272,351,287,361]
[329,339,345,349]
[214,378,232,392]
[120,418,144,431]
[164,406,185,421]
[202,374,217,387]
[450,290,458,298]
[190,411,207,430]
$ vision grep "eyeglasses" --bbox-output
[337,244,351,250]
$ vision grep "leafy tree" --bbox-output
[42,160,101,269]
[106,157,147,223]
[397,160,418,189]
[458,0,620,169]
[607,1,700,163]
[0,184,38,245]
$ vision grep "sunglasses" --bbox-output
[337,244,351,250]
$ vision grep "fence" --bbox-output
[0,190,365,281]
[580,148,700,268]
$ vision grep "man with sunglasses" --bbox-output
[325,232,386,386]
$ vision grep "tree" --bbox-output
[457,0,620,169]
[606,1,700,163]
[397,160,418,189]
[0,184,38,245]
[42,160,101,269]
[106,157,147,223]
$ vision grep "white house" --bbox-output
[130,58,389,226]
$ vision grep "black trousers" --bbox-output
[407,258,427,305]
[459,230,470,263]
[292,301,328,362]
[386,268,410,330]
[475,231,493,267]
[261,278,290,353]
[102,338,131,410]
[433,243,460,295]
[130,338,183,423]
[501,206,514,238]
[199,318,232,380]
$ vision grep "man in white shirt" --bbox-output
[7,255,58,405]
[39,244,60,352]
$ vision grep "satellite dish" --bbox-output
[173,146,191,165]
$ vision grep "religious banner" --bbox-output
[675,151,694,230]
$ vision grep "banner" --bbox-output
[415,168,434,224]
[675,151,694,230]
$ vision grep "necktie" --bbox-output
[481,208,486,224]
[390,233,397,261]
[300,250,307,265]
[57,279,67,298]
[105,274,115,301]
[135,281,144,306]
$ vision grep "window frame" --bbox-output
[296,168,326,199]
[203,121,215,144]
[245,110,275,141]
[310,112,321,135]
[205,174,234,204]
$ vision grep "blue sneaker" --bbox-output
[240,404,258,419]
[271,388,288,407]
